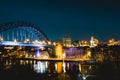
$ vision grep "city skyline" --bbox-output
[0,0,120,41]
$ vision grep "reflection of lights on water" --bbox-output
[82,74,96,80]
[33,61,47,73]
[20,60,23,65]
[55,63,57,71]
[82,74,86,80]
[33,61,41,73]
[33,61,36,64]
[20,60,26,65]
[5,60,9,65]
[45,61,48,68]
[62,52,66,73]
[89,65,92,70]
[30,60,33,65]
[55,62,62,73]
[4,60,12,69]
[79,63,82,72]
[5,60,12,65]
[63,62,66,73]
[66,63,69,69]
[20,60,33,65]
[26,60,29,64]
[85,70,87,74]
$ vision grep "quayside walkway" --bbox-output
[1,57,96,64]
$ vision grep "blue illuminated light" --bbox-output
[36,48,40,57]
[0,41,47,47]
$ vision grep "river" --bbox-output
[0,58,119,80]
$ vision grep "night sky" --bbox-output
[0,0,120,41]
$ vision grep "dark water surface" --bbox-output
[0,58,119,80]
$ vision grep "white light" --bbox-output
[62,52,66,59]
[33,61,46,73]
[82,74,86,80]
[48,41,51,45]
[26,39,29,42]
[63,62,66,73]
[35,40,38,42]
[53,42,56,45]
[37,53,40,57]
[0,41,47,47]
[14,39,17,42]
[1,41,20,46]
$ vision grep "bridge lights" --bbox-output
[48,41,51,45]
[14,39,17,42]
[26,39,29,42]
[53,42,56,46]
[0,36,3,41]
[35,40,38,43]
[24,39,30,43]
[42,40,47,44]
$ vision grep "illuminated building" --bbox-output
[115,40,120,45]
[55,41,63,58]
[108,39,120,46]
[108,38,115,45]
[64,47,85,59]
[80,40,89,47]
[84,48,91,60]
[62,37,71,47]
[72,40,89,47]
[90,35,99,47]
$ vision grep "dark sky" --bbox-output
[0,0,120,41]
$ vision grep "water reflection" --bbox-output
[3,59,95,77]
[55,62,62,73]
[1,59,119,80]
[33,61,46,73]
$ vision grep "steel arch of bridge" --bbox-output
[0,21,48,41]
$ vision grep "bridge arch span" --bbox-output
[0,21,48,41]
